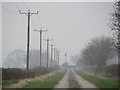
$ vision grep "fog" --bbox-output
[3,49,58,68]
[2,2,114,68]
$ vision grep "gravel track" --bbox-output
[54,69,99,89]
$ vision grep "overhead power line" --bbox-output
[2,5,18,14]
[12,2,20,11]
[22,2,29,10]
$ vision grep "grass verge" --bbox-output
[2,80,19,88]
[75,69,119,90]
[22,69,66,89]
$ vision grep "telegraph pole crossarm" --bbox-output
[19,10,39,16]
[34,28,47,32]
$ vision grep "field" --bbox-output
[75,69,119,89]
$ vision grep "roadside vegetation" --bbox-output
[2,80,19,88]
[22,69,66,88]
[75,69,119,89]
[2,67,59,81]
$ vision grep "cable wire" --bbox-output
[12,2,20,11]
[2,5,18,14]
[22,2,29,10]
[11,2,27,27]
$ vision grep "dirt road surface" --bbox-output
[54,70,69,88]
[54,69,99,89]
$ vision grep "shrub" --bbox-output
[2,66,60,80]
[102,64,119,77]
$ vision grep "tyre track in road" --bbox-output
[68,70,80,88]
[54,70,69,89]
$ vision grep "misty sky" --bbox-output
[0,1,2,67]
[2,2,114,66]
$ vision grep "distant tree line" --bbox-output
[74,36,117,72]
[3,49,58,69]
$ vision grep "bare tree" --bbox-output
[110,1,120,65]
[80,36,115,70]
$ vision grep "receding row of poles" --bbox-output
[19,10,60,71]
[34,28,47,67]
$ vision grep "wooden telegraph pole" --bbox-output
[55,49,59,67]
[58,51,59,67]
[49,44,55,68]
[44,39,53,68]
[54,47,56,67]
[34,28,47,67]
[65,52,67,64]
[19,10,39,70]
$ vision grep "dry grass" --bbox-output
[4,70,60,88]
[83,71,117,80]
